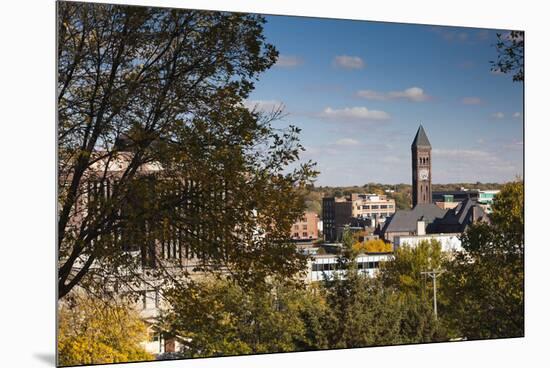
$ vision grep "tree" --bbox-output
[380,240,444,296]
[491,31,524,82]
[320,230,441,348]
[321,271,404,348]
[57,2,317,298]
[161,278,325,357]
[378,240,446,342]
[441,181,524,339]
[352,236,393,254]
[58,292,153,366]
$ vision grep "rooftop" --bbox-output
[411,124,431,148]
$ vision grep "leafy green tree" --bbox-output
[322,273,403,348]
[378,240,447,342]
[57,2,317,298]
[441,181,524,339]
[389,190,412,210]
[58,292,153,366]
[305,200,322,216]
[161,278,325,357]
[321,229,431,348]
[491,31,524,82]
[380,240,444,296]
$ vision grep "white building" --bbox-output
[393,233,462,252]
[306,253,393,282]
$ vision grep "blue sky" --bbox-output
[246,15,523,186]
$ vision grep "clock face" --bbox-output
[419,168,429,180]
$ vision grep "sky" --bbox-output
[245,15,524,186]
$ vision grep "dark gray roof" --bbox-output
[381,198,490,237]
[381,203,447,233]
[411,125,431,148]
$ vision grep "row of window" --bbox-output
[293,232,313,238]
[294,224,309,230]
[312,261,381,272]
[358,212,390,218]
[359,204,394,210]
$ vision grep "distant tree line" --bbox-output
[304,182,506,212]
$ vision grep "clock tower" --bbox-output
[411,124,432,207]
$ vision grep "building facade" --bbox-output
[290,211,319,240]
[322,193,395,242]
[322,197,352,241]
[306,253,393,282]
[411,125,432,207]
[350,193,396,219]
[393,233,463,253]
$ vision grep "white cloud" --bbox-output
[333,55,365,70]
[504,140,523,150]
[433,148,495,161]
[274,55,303,68]
[432,27,469,43]
[513,112,522,118]
[243,100,284,112]
[356,90,386,100]
[461,96,482,105]
[320,106,390,121]
[432,148,520,179]
[491,112,505,119]
[357,87,430,102]
[334,138,360,146]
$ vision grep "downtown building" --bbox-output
[379,125,490,249]
[322,193,395,242]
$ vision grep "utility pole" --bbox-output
[421,269,445,320]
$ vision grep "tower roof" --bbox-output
[411,124,431,148]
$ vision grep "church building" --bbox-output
[379,125,489,244]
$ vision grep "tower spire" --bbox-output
[411,124,432,207]
[411,124,431,148]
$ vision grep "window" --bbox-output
[388,205,394,209]
[362,205,370,209]
[371,205,379,209]
[294,225,299,230]
[294,232,299,238]
[302,232,308,237]
[381,205,387,209]
[303,225,308,230]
